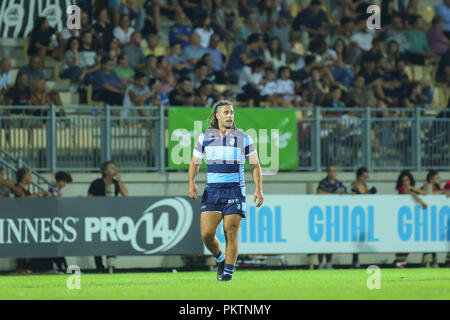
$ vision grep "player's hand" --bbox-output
[253,190,264,208]
[188,183,199,199]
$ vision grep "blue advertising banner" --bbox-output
[212,195,450,253]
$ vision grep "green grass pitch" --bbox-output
[0,269,449,300]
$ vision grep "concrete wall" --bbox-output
[1,171,448,271]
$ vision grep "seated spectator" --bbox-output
[403,82,429,108]
[235,12,262,46]
[27,17,63,63]
[206,34,226,83]
[182,33,208,66]
[142,33,167,56]
[349,16,376,62]
[123,32,145,69]
[60,37,85,89]
[333,16,355,42]
[194,16,214,49]
[92,56,126,105]
[214,0,239,43]
[380,0,399,27]
[421,169,450,196]
[19,56,45,87]
[435,0,450,38]
[5,73,31,115]
[119,0,146,33]
[324,38,355,87]
[381,58,411,107]
[167,42,191,77]
[226,33,264,83]
[29,78,65,118]
[319,85,345,114]
[394,170,427,268]
[93,8,114,50]
[406,15,440,64]
[123,71,157,119]
[0,58,13,99]
[156,56,176,94]
[385,39,401,70]
[143,55,159,83]
[264,37,286,73]
[260,68,281,106]
[189,61,214,89]
[427,16,450,55]
[436,49,450,83]
[237,59,266,107]
[106,37,121,65]
[305,67,330,105]
[113,14,135,46]
[292,0,329,50]
[0,166,22,198]
[199,53,220,83]
[195,79,217,107]
[114,53,135,86]
[168,77,197,106]
[274,66,295,105]
[269,11,292,52]
[346,75,380,108]
[169,10,193,49]
[79,31,100,71]
[351,167,377,194]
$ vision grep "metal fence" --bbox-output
[0,105,449,172]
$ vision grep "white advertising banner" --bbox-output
[210,195,450,254]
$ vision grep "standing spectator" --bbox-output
[435,0,450,39]
[123,32,145,69]
[169,10,193,49]
[27,17,63,62]
[113,14,135,46]
[194,16,215,49]
[13,167,51,274]
[315,165,347,270]
[350,167,377,268]
[49,171,73,272]
[91,56,126,105]
[427,16,450,55]
[394,170,427,268]
[88,161,128,273]
[264,37,286,72]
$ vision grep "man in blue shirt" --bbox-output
[169,10,193,49]
[188,101,264,282]
[436,0,450,38]
[92,56,125,105]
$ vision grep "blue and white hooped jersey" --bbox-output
[193,127,256,187]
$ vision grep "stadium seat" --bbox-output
[87,84,105,106]
[215,84,228,93]
[54,62,70,83]
[404,65,413,80]
[291,42,305,56]
[23,39,30,60]
[431,86,448,108]
[289,3,302,17]
[418,5,435,25]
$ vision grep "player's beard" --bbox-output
[222,119,234,129]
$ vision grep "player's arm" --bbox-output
[188,134,204,199]
[247,151,264,208]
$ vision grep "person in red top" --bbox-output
[394,170,427,268]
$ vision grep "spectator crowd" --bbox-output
[1,0,450,116]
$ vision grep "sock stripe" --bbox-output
[214,252,225,263]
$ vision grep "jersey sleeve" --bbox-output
[193,133,205,159]
[244,134,256,158]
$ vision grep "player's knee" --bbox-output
[224,225,238,240]
[201,230,215,243]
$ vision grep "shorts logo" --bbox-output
[229,138,235,145]
[237,204,241,210]
[227,199,235,204]
[201,205,206,209]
